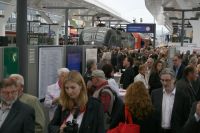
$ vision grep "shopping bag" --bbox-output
[107,106,140,133]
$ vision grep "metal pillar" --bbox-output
[92,16,95,27]
[65,9,69,45]
[153,24,156,48]
[108,20,111,28]
[16,0,28,89]
[181,11,185,46]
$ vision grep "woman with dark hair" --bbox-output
[102,64,120,95]
[149,60,163,94]
[124,81,156,133]
[48,71,105,133]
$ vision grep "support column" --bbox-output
[54,30,59,45]
[0,22,5,36]
[65,9,69,45]
[181,11,185,46]
[190,20,200,46]
[16,0,28,89]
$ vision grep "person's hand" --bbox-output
[196,102,200,117]
[59,123,66,133]
[52,97,59,105]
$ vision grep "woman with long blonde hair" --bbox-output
[48,71,105,133]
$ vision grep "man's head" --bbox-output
[91,70,106,87]
[160,68,176,93]
[123,56,133,68]
[10,74,24,96]
[173,54,182,68]
[183,65,198,81]
[0,78,18,105]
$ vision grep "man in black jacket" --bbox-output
[176,66,198,106]
[173,54,185,81]
[151,68,190,133]
[183,101,200,133]
[0,78,35,133]
[120,56,136,89]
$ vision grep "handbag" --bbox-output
[107,106,140,133]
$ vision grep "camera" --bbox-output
[63,119,78,133]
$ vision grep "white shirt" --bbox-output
[161,88,176,129]
[108,78,120,96]
[0,103,12,128]
[194,113,200,122]
[44,81,61,120]
[134,73,149,89]
[66,112,84,128]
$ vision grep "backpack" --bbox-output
[95,85,124,130]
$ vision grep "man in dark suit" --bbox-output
[120,56,137,89]
[151,68,190,133]
[173,54,185,81]
[0,78,35,133]
[183,101,200,133]
[176,66,198,106]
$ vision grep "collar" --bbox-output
[56,81,61,89]
[176,64,181,69]
[0,102,12,111]
[163,88,176,95]
[96,81,108,90]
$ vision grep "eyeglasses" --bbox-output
[1,89,18,95]
[172,59,178,62]
[160,79,172,82]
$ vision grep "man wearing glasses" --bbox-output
[151,68,190,133]
[0,78,35,133]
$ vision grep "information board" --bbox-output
[126,23,156,33]
[38,47,63,99]
[85,48,97,63]
[3,47,19,78]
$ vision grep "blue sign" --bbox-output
[126,23,156,33]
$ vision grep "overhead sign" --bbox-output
[126,23,156,33]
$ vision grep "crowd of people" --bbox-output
[0,46,200,133]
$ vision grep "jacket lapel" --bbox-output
[0,100,19,131]
[157,89,163,124]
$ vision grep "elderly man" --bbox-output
[44,67,69,120]
[91,70,124,130]
[151,68,190,133]
[0,78,35,133]
[10,74,45,133]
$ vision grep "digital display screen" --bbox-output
[67,53,81,72]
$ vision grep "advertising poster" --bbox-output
[3,47,19,78]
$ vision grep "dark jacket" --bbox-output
[83,70,92,84]
[151,88,190,133]
[131,113,157,133]
[176,78,198,106]
[109,93,125,129]
[149,71,162,94]
[0,100,35,133]
[183,102,200,133]
[173,64,185,81]
[48,97,105,133]
[120,66,136,89]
